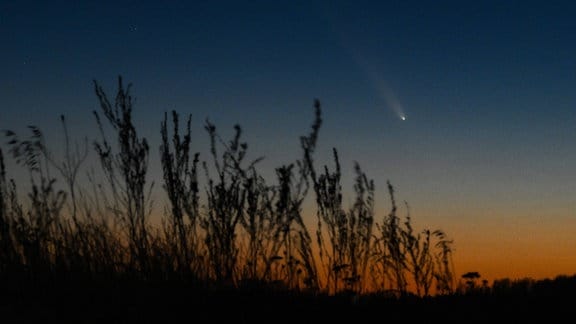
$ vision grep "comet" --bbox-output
[372,75,407,121]
[351,52,407,121]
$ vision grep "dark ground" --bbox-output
[1,278,572,323]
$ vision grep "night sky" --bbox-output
[2,0,576,282]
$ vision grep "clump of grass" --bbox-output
[92,76,154,275]
[312,148,375,295]
[159,110,203,278]
[3,126,67,275]
[0,75,459,302]
[370,181,455,297]
[200,121,251,284]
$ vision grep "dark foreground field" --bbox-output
[1,275,571,323]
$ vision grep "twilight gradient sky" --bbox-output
[2,0,576,283]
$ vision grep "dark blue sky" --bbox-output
[2,0,576,280]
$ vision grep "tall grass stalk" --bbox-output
[93,76,154,275]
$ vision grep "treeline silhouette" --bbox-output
[0,76,573,322]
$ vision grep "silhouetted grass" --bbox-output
[0,76,573,322]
